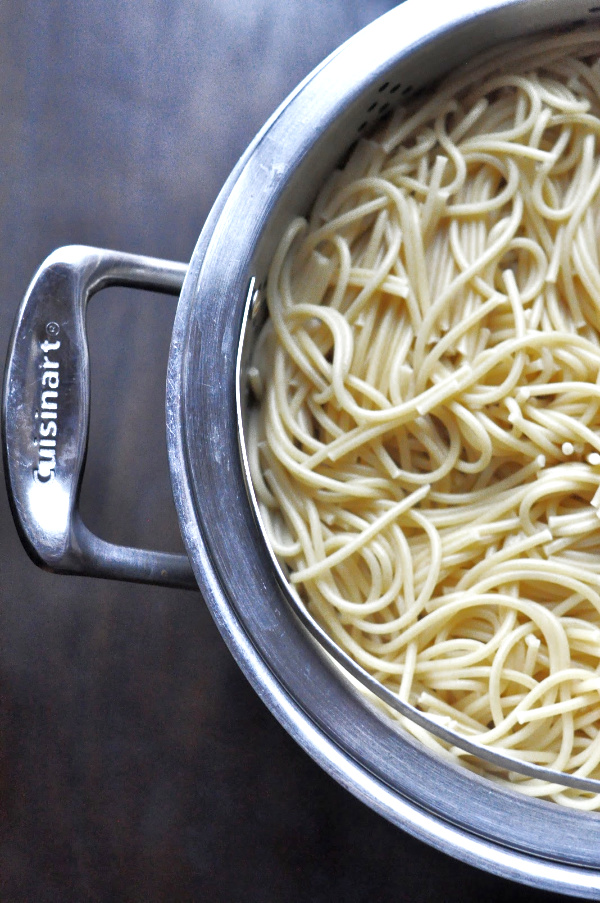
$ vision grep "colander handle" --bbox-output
[2,245,198,589]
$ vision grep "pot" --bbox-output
[5,0,600,895]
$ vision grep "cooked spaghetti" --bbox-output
[248,28,600,808]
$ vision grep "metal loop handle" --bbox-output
[2,245,197,589]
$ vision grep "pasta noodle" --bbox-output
[248,28,600,808]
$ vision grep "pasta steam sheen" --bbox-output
[248,29,600,808]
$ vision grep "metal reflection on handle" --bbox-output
[2,245,197,589]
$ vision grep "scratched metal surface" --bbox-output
[0,3,568,901]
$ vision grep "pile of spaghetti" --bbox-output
[248,28,600,808]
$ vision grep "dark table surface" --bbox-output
[0,3,579,901]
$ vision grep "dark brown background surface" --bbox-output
[0,2,577,901]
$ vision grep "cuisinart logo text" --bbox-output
[34,323,61,483]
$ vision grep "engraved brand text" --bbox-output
[34,335,60,483]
